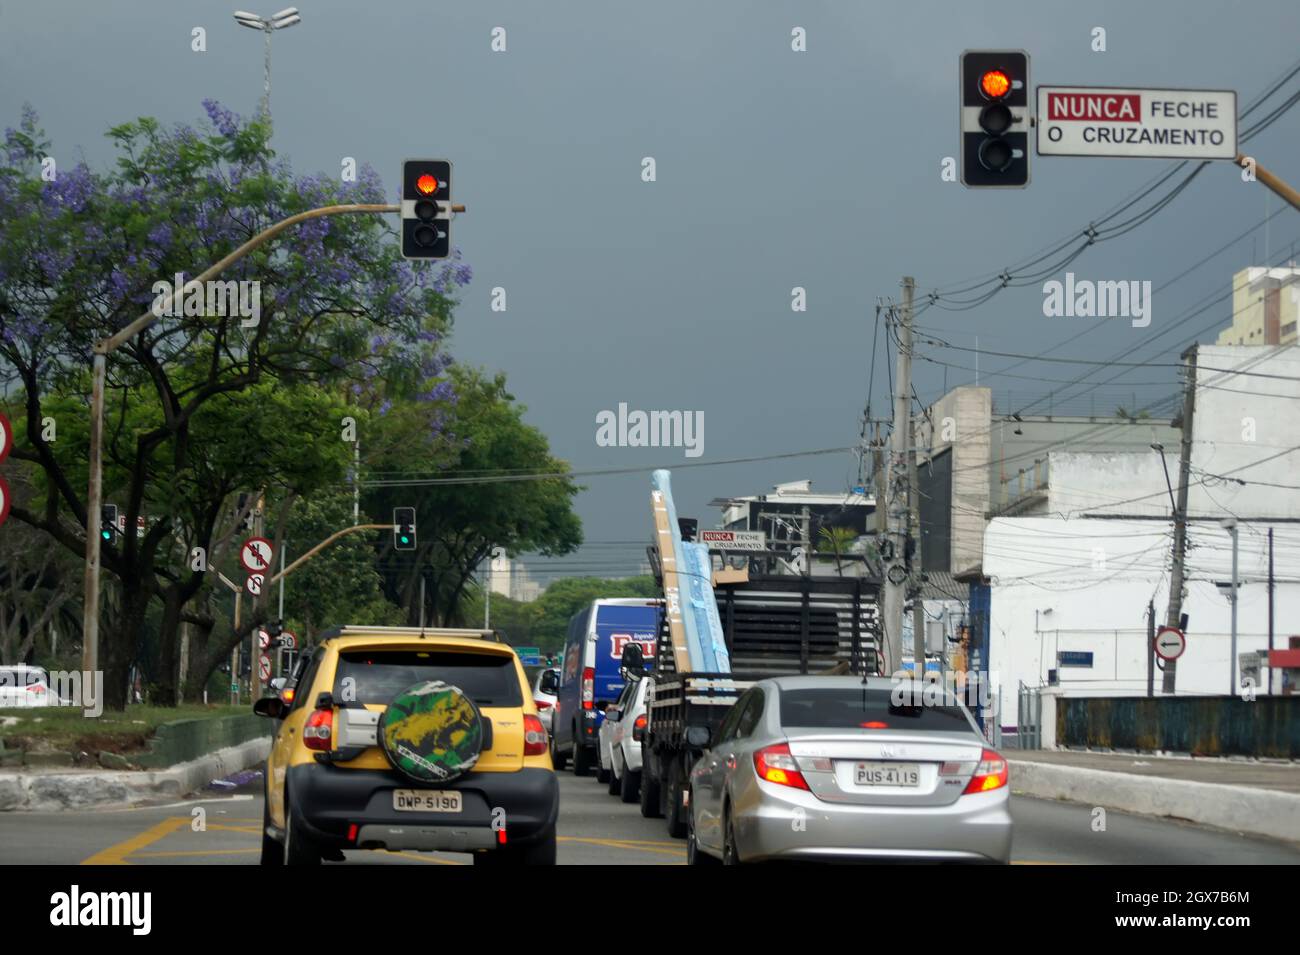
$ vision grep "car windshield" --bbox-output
[779,687,977,734]
[334,650,522,707]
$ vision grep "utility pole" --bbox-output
[883,277,915,675]
[1267,528,1275,694]
[1146,599,1155,698]
[1163,345,1198,694]
[910,438,926,680]
[1225,518,1239,696]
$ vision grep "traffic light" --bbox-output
[401,159,451,259]
[394,507,417,550]
[960,50,1030,187]
[100,504,117,545]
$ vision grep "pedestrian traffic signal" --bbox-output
[960,50,1030,187]
[100,504,117,544]
[401,160,451,259]
[394,507,417,550]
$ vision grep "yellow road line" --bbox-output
[133,848,260,858]
[560,836,686,857]
[80,816,189,865]
[382,850,465,865]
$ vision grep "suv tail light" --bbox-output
[523,714,548,756]
[581,667,594,710]
[754,743,809,791]
[303,706,334,752]
[963,749,1008,794]
[632,714,647,741]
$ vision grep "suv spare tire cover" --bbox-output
[379,680,485,784]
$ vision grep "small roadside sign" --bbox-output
[700,530,767,552]
[1037,86,1236,160]
[0,410,11,464]
[1155,626,1186,661]
[258,654,272,682]
[240,536,274,573]
[258,628,271,649]
[0,476,10,529]
[245,573,265,597]
[280,631,297,650]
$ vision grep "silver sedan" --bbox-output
[687,675,1012,864]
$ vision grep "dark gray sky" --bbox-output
[3,1,1298,581]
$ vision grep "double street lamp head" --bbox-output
[233,7,301,30]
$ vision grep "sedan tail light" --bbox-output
[534,700,552,710]
[581,667,594,710]
[523,714,548,756]
[303,706,334,752]
[632,714,647,742]
[754,743,810,791]
[962,749,1008,794]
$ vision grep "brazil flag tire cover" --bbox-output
[379,681,484,784]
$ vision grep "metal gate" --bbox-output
[1016,682,1042,750]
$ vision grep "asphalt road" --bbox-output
[2,771,1297,865]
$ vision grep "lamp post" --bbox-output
[233,8,302,123]
[1221,517,1239,696]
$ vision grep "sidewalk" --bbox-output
[1011,747,1300,793]
[1007,747,1300,842]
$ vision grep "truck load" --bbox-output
[626,469,883,837]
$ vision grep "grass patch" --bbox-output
[0,703,247,756]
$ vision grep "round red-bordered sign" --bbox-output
[0,476,11,528]
[0,411,11,465]
[1154,626,1186,661]
[240,536,274,573]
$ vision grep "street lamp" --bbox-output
[233,8,302,122]
[1220,517,1239,696]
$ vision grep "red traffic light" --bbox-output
[980,69,1011,100]
[415,173,439,195]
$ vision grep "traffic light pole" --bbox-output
[80,201,463,681]
[1236,154,1300,213]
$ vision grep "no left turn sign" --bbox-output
[1155,626,1186,661]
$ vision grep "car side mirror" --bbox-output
[253,696,287,720]
[606,706,621,721]
[620,643,645,678]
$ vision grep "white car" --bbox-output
[597,676,650,803]
[0,665,57,708]
[532,667,559,736]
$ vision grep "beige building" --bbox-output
[1216,266,1300,346]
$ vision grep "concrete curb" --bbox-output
[0,737,270,812]
[1010,757,1300,843]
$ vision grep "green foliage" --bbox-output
[530,576,658,652]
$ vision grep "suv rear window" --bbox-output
[334,650,522,707]
[779,687,976,734]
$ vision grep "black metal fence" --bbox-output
[1058,696,1300,758]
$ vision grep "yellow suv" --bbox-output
[254,626,557,865]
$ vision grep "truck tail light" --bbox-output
[303,706,334,752]
[754,743,809,791]
[523,714,548,756]
[581,667,594,710]
[963,749,1008,794]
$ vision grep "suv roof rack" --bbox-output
[319,626,501,643]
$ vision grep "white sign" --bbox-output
[699,529,767,552]
[258,654,272,682]
[1154,626,1186,661]
[245,573,265,597]
[240,536,274,573]
[1037,86,1236,159]
[258,628,271,649]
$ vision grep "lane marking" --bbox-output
[133,848,259,858]
[101,795,255,813]
[560,836,685,857]
[80,816,189,865]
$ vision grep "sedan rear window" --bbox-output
[334,650,521,707]
[779,687,977,733]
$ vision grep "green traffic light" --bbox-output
[101,529,111,541]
